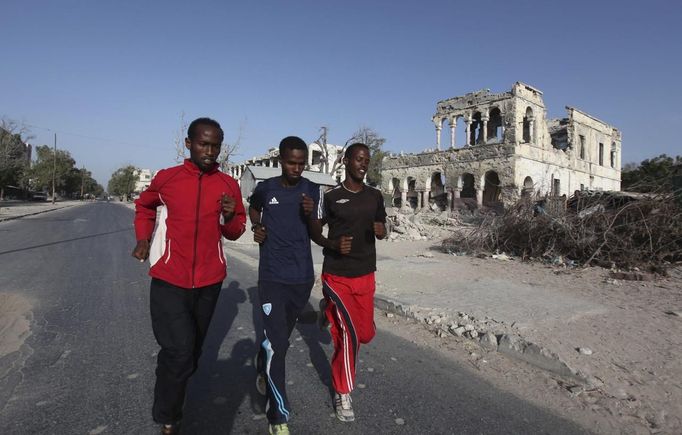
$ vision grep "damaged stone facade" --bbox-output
[381,82,622,210]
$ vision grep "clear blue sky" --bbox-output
[2,0,680,186]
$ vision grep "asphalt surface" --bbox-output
[0,203,591,434]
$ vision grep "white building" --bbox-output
[226,142,346,184]
[239,166,337,200]
[134,169,155,193]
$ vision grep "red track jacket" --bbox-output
[134,159,246,289]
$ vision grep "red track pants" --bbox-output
[321,272,376,394]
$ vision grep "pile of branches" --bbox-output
[442,190,682,272]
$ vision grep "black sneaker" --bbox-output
[318,298,330,331]
[254,350,266,396]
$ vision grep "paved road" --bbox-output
[0,203,590,434]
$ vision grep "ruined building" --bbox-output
[380,82,621,210]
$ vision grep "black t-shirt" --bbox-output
[321,183,387,277]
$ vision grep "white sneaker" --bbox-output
[334,392,355,422]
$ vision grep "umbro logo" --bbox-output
[269,197,279,205]
[336,199,350,204]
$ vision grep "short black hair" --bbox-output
[344,142,369,160]
[279,136,308,157]
[187,117,224,143]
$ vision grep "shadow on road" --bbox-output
[181,281,261,434]
[296,303,333,397]
[178,281,342,433]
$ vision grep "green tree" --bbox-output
[0,119,31,199]
[78,168,104,197]
[621,154,682,192]
[28,145,77,196]
[108,165,138,198]
[346,126,387,186]
[62,167,102,198]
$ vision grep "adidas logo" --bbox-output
[336,199,350,204]
[269,197,279,205]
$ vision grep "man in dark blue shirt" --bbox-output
[248,136,321,435]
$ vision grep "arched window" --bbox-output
[483,171,501,205]
[487,108,503,143]
[461,173,475,198]
[522,176,534,196]
[471,112,483,145]
[522,107,533,143]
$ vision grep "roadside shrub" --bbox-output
[442,191,682,273]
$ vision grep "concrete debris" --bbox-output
[492,252,511,261]
[386,209,458,242]
[577,347,593,356]
[480,332,499,351]
[498,334,582,382]
[452,326,466,337]
[609,270,654,281]
[664,310,681,317]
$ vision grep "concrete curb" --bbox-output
[373,292,587,385]
[0,203,80,222]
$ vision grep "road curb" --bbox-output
[0,204,80,222]
[373,292,588,385]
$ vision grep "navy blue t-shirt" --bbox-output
[249,176,321,284]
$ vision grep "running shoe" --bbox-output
[318,298,330,331]
[334,392,355,422]
[160,423,179,434]
[269,423,290,434]
[254,351,267,396]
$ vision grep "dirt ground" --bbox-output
[0,293,33,360]
[375,219,682,435]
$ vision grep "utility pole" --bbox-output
[51,133,56,204]
[319,126,328,173]
[80,165,85,200]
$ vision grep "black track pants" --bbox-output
[149,278,222,424]
[256,280,313,424]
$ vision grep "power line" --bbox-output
[23,122,169,150]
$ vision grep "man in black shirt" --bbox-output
[309,143,386,422]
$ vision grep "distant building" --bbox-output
[239,166,337,200]
[226,142,346,185]
[134,168,155,193]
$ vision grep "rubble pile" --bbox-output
[423,311,503,343]
[441,191,682,272]
[386,209,460,241]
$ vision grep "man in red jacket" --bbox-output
[132,117,246,434]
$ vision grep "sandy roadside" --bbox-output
[374,237,682,434]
